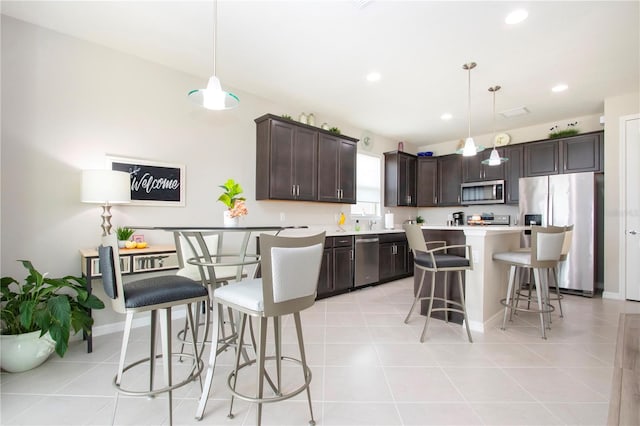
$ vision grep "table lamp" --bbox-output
[81,169,131,236]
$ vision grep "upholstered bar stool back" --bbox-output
[195,232,325,425]
[403,224,474,343]
[98,233,209,426]
[493,226,565,339]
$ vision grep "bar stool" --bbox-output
[196,232,325,425]
[493,226,565,339]
[515,225,574,318]
[403,224,474,343]
[98,233,210,426]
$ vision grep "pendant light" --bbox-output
[188,0,239,110]
[457,62,484,156]
[482,85,509,166]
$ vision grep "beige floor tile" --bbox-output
[396,402,483,425]
[322,402,402,425]
[383,366,464,402]
[470,402,564,425]
[2,277,632,426]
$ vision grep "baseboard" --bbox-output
[603,291,625,300]
[91,309,188,338]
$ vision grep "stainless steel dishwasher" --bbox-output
[354,235,379,287]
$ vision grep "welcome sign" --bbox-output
[107,155,185,206]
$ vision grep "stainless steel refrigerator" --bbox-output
[519,172,604,295]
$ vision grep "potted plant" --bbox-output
[1,260,105,372]
[116,226,135,248]
[218,179,248,226]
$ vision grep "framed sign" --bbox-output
[106,155,185,206]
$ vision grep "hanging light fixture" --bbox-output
[482,85,509,166]
[457,62,484,156]
[188,0,239,110]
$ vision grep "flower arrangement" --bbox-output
[218,179,248,218]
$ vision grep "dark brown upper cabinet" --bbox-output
[503,145,524,204]
[525,131,603,177]
[318,133,357,204]
[255,114,358,203]
[416,157,438,207]
[384,151,417,207]
[437,154,462,206]
[462,149,505,182]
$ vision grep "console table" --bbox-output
[79,245,178,352]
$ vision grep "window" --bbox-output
[351,152,381,217]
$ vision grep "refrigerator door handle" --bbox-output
[548,192,553,226]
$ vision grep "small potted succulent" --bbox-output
[116,226,135,248]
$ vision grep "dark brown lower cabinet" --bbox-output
[379,233,412,283]
[317,236,353,299]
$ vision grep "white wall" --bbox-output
[1,16,404,282]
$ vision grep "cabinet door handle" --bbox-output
[297,185,300,196]
[350,249,354,260]
[292,185,296,196]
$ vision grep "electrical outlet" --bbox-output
[280,212,286,222]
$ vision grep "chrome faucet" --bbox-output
[368,219,377,231]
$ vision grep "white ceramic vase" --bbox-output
[223,210,239,227]
[0,330,56,373]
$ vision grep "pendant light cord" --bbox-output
[467,66,471,139]
[212,0,217,76]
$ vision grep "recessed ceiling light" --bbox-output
[440,113,453,120]
[366,72,381,82]
[505,9,528,25]
[552,84,568,92]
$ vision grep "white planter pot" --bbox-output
[0,330,55,373]
[223,211,239,227]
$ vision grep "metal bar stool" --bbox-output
[403,224,474,343]
[196,232,325,425]
[98,233,210,426]
[493,226,565,339]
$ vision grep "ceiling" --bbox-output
[2,1,639,145]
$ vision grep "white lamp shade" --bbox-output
[462,137,478,156]
[188,76,239,110]
[81,170,131,204]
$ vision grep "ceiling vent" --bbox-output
[499,106,529,118]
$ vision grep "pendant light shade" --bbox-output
[188,0,239,110]
[188,76,239,110]
[457,62,484,156]
[482,85,509,166]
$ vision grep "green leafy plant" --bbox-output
[218,179,246,210]
[416,216,425,224]
[1,260,105,357]
[328,126,341,134]
[549,122,579,139]
[281,114,292,120]
[116,226,135,241]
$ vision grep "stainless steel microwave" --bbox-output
[460,180,505,205]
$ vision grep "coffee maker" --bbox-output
[452,211,464,226]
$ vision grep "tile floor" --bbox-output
[2,277,639,425]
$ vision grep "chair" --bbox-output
[402,224,474,343]
[98,233,210,426]
[515,225,574,318]
[195,232,325,425]
[493,226,565,339]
